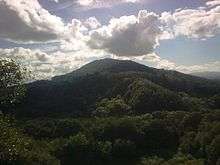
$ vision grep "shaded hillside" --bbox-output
[17,59,220,117]
[53,59,220,96]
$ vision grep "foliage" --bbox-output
[0,58,27,112]
[208,94,220,109]
[23,118,82,139]
[126,79,186,113]
[140,154,204,165]
[0,115,59,165]
[94,96,132,117]
[5,110,215,165]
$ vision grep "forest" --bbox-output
[0,58,220,165]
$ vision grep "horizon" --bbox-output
[0,0,220,79]
[46,58,220,82]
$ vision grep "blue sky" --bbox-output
[0,0,219,79]
[157,36,220,65]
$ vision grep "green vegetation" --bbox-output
[93,96,132,117]
[16,59,220,118]
[0,58,219,165]
[0,59,26,113]
[1,111,219,165]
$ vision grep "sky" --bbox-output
[0,0,220,79]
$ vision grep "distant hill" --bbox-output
[191,72,220,80]
[17,58,220,117]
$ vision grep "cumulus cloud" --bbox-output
[0,47,89,79]
[134,53,175,70]
[87,2,220,58]
[0,0,93,56]
[139,53,161,63]
[0,0,66,43]
[88,10,163,57]
[84,17,101,30]
[206,0,220,7]
[0,46,110,79]
[161,2,220,39]
[58,18,92,52]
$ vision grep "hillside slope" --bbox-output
[17,58,220,117]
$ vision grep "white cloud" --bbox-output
[48,0,59,3]
[88,10,163,57]
[139,53,161,63]
[0,0,66,43]
[58,18,91,52]
[134,53,175,70]
[136,53,220,73]
[176,61,220,73]
[77,0,141,8]
[206,0,220,7]
[0,0,91,56]
[0,47,88,79]
[0,47,109,79]
[84,17,101,30]
[87,3,220,58]
[161,2,220,39]
[77,0,93,6]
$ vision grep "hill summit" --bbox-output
[53,58,153,81]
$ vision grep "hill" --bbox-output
[2,58,220,165]
[191,71,220,80]
[17,58,220,117]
